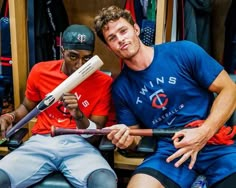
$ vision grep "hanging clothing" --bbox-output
[223,0,236,74]
[140,0,156,46]
[134,0,145,28]
[29,0,69,69]
[124,0,136,22]
[177,0,185,40]
[184,0,213,54]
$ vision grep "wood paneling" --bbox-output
[155,0,166,44]
[9,0,28,107]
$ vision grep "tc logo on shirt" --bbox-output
[149,89,168,110]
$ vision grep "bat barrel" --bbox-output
[49,55,104,103]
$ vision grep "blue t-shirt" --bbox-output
[112,40,223,129]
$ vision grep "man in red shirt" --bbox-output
[0,24,117,188]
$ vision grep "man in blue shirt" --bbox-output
[94,5,236,188]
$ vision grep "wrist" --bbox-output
[128,136,142,150]
[1,112,15,122]
[80,120,97,138]
[74,111,84,121]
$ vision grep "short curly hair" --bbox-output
[94,5,135,44]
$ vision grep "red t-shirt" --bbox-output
[25,60,113,134]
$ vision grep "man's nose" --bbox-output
[75,58,83,68]
[117,34,125,43]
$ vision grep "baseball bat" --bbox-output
[0,55,103,145]
[51,126,183,137]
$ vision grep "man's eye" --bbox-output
[108,36,116,42]
[83,56,92,62]
[120,29,127,34]
[69,54,78,61]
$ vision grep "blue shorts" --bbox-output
[0,134,116,188]
[135,138,236,187]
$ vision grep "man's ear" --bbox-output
[60,46,65,58]
[134,23,140,36]
[60,46,65,53]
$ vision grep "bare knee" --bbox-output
[128,173,164,188]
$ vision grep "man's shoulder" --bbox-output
[112,71,129,90]
[153,40,200,57]
[31,60,63,72]
[34,59,63,67]
[155,40,196,48]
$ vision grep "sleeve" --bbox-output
[179,41,224,89]
[112,78,139,126]
[25,64,42,102]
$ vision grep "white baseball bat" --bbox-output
[3,55,103,142]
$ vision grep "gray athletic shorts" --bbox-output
[0,134,116,188]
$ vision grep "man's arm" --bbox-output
[201,70,236,137]
[0,97,38,137]
[12,97,38,123]
[60,92,110,146]
[168,70,236,169]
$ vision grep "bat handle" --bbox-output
[152,128,182,137]
[51,126,113,137]
[51,126,70,137]
[51,126,56,137]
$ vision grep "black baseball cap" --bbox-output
[62,24,95,51]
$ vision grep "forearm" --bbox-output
[74,110,105,145]
[7,97,38,124]
[74,110,90,129]
[126,125,142,150]
[203,87,236,138]
[1,103,30,125]
[11,104,30,123]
